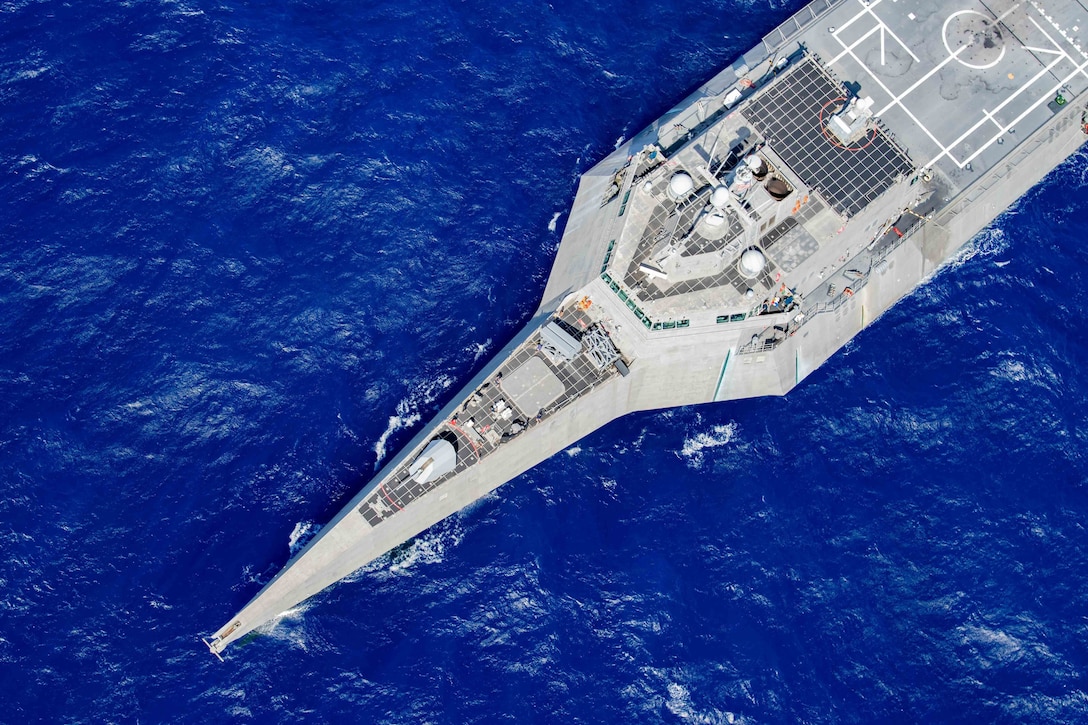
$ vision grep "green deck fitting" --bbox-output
[609,281,620,292]
[713,350,732,401]
[618,190,631,216]
[642,317,652,329]
[730,313,747,322]
[663,321,676,329]
[601,272,613,284]
[618,290,628,302]
[717,315,729,324]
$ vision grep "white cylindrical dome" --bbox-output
[710,185,730,208]
[668,172,694,199]
[739,248,766,278]
[744,155,765,174]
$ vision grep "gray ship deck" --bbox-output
[357,305,620,526]
[206,0,1088,655]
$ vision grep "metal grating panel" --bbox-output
[744,56,914,217]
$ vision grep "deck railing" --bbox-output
[760,0,844,56]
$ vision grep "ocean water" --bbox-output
[2,0,1088,722]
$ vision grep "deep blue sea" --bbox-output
[3,0,1088,722]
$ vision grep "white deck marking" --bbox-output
[832,0,888,39]
[961,55,1088,166]
[994,3,1022,25]
[1027,14,1088,78]
[863,1,920,63]
[1022,44,1064,56]
[940,0,1088,165]
[984,110,1005,131]
[1029,0,1088,60]
[876,45,965,116]
[830,24,881,65]
[1030,16,1070,58]
[927,52,1067,168]
[942,11,1008,71]
[833,0,918,66]
[834,37,956,165]
[830,1,1087,171]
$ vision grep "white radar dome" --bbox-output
[739,248,766,278]
[710,185,730,208]
[668,172,694,199]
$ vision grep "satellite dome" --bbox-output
[745,155,767,180]
[668,172,694,199]
[739,248,766,278]
[710,185,730,208]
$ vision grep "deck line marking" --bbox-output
[832,0,887,40]
[926,49,1068,168]
[876,46,964,116]
[930,52,1066,164]
[1022,44,1064,56]
[834,37,956,166]
[863,2,920,63]
[941,53,1068,166]
[1029,1,1088,60]
[379,483,403,511]
[447,418,482,459]
[1029,16,1068,57]
[962,55,1088,166]
[830,24,881,65]
[842,1,1073,171]
[994,3,1022,25]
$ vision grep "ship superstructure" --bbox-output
[206,0,1088,655]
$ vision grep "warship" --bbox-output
[206,0,1088,656]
